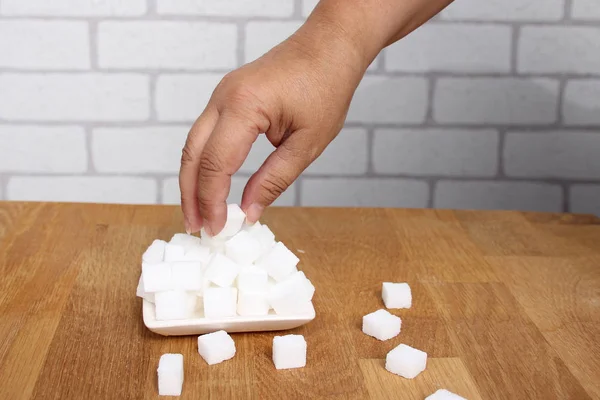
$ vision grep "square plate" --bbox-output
[142,300,316,336]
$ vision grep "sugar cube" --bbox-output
[225,230,261,264]
[272,334,307,370]
[143,239,167,264]
[200,230,226,254]
[268,273,313,315]
[157,353,183,396]
[255,225,276,253]
[425,389,467,400]
[164,243,186,262]
[204,253,240,287]
[237,291,270,316]
[169,233,202,252]
[155,291,196,321]
[171,261,203,291]
[362,309,401,341]
[142,262,172,292]
[136,275,155,303]
[385,343,427,379]
[382,282,412,309]
[242,220,262,235]
[295,271,315,301]
[203,287,237,318]
[212,204,246,239]
[256,242,299,281]
[197,330,236,365]
[182,245,211,263]
[237,265,268,292]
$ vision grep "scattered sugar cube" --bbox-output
[225,230,261,264]
[272,334,307,370]
[164,243,186,262]
[155,291,196,321]
[256,242,299,281]
[268,273,313,315]
[237,265,268,292]
[213,204,246,239]
[237,291,270,316]
[204,253,240,287]
[182,245,211,263]
[142,239,166,264]
[142,262,172,293]
[382,282,412,309]
[157,353,183,396]
[197,330,236,365]
[136,275,155,303]
[171,261,203,291]
[362,309,401,341]
[203,287,237,318]
[169,233,202,252]
[385,343,427,379]
[425,389,467,400]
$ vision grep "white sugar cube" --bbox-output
[225,230,261,264]
[382,282,412,309]
[237,291,270,316]
[242,220,262,235]
[295,271,315,301]
[268,273,313,315]
[171,261,203,291]
[237,265,268,292]
[256,242,299,281]
[204,253,240,287]
[197,330,236,365]
[255,225,276,253]
[142,262,172,293]
[182,245,211,263]
[362,309,401,341]
[203,287,237,318]
[212,204,246,239]
[425,389,467,400]
[157,353,183,396]
[272,334,307,370]
[164,243,186,262]
[155,291,196,321]
[169,233,202,251]
[143,239,166,264]
[136,275,155,303]
[385,343,427,379]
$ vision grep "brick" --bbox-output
[572,0,600,20]
[563,80,600,126]
[385,23,511,73]
[440,0,564,21]
[157,0,294,17]
[434,181,562,212]
[518,26,600,74]
[245,22,303,63]
[504,131,600,179]
[570,185,600,216]
[7,177,157,204]
[0,125,87,173]
[434,78,559,125]
[239,135,276,174]
[0,21,89,70]
[302,0,318,17]
[305,128,368,175]
[301,178,428,207]
[347,77,428,123]
[98,21,237,70]
[162,176,296,206]
[0,73,149,121]
[374,128,498,177]
[155,74,224,122]
[93,127,189,173]
[0,0,146,16]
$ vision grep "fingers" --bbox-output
[179,107,219,234]
[241,129,318,223]
[197,111,259,236]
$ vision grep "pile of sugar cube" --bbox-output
[363,282,466,399]
[136,204,315,320]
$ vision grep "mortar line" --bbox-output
[84,126,96,173]
[293,0,303,19]
[236,21,246,67]
[496,130,506,178]
[148,0,158,15]
[148,73,158,122]
[366,127,375,174]
[156,176,163,204]
[294,176,303,206]
[0,174,7,200]
[89,20,98,69]
[425,75,436,123]
[564,0,574,20]
[556,78,567,126]
[510,25,519,74]
[427,179,436,208]
[561,183,570,212]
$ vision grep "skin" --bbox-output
[179,0,454,235]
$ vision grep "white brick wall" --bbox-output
[385,24,511,73]
[0,21,89,70]
[0,2,598,216]
[373,129,499,177]
[434,78,559,125]
[98,22,237,70]
[518,27,600,74]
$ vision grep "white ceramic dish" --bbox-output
[143,300,316,336]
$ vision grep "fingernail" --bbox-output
[245,203,264,224]
[204,223,214,237]
[184,217,191,234]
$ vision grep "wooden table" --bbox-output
[1,202,599,399]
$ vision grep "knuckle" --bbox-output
[261,174,290,200]
[198,152,223,176]
[180,144,196,165]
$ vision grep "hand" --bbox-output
[179,20,368,235]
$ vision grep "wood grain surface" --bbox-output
[0,202,599,400]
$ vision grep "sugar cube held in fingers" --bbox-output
[157,353,184,396]
[385,343,427,379]
[425,389,467,400]
[382,282,412,309]
[212,204,246,239]
[362,309,401,341]
[272,334,307,370]
[197,330,236,365]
